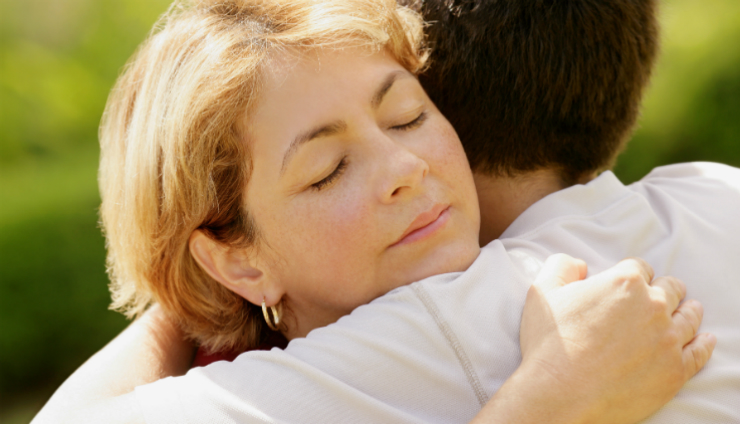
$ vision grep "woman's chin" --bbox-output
[391,239,480,287]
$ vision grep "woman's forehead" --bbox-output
[242,48,423,190]
[246,48,410,135]
[265,47,403,89]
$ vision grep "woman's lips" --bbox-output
[391,204,451,247]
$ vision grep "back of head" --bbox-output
[403,0,659,184]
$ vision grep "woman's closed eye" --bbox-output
[391,111,427,131]
[308,111,426,192]
[311,157,348,191]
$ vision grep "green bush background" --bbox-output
[1,0,739,421]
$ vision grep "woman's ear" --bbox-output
[189,229,282,306]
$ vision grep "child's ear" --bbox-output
[188,229,283,306]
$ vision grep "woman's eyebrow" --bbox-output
[281,120,348,175]
[280,70,414,175]
[372,70,413,110]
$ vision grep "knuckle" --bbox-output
[650,295,669,314]
[661,328,681,349]
[623,256,646,268]
[687,307,702,333]
[689,299,705,320]
[675,278,687,294]
[624,256,653,277]
[689,346,706,376]
[679,301,703,332]
[550,253,571,262]
[674,308,689,327]
[660,276,676,290]
[665,276,686,297]
[622,269,646,289]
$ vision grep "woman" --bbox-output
[98,0,479,356]
[34,0,711,422]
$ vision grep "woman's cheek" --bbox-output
[422,123,465,175]
[289,188,378,273]
[323,188,377,251]
[426,119,479,220]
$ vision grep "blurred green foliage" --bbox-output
[1,0,739,420]
[614,0,740,181]
[0,0,171,418]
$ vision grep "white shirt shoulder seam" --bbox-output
[411,283,489,407]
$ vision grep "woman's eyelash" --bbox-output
[392,111,428,131]
[309,112,425,192]
[311,157,348,191]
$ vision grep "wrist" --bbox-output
[480,359,602,424]
[137,304,196,377]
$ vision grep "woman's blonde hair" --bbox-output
[99,0,427,352]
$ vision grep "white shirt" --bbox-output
[136,162,740,423]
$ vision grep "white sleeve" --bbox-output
[641,162,740,192]
[134,280,486,424]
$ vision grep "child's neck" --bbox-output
[474,168,593,246]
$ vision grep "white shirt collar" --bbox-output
[500,170,633,240]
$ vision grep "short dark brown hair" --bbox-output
[402,0,659,184]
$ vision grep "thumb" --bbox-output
[533,254,588,293]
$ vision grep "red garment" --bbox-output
[191,332,288,368]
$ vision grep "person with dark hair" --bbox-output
[35,0,739,423]
[400,0,740,421]
[415,0,657,181]
[405,0,661,243]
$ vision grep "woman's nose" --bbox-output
[378,143,429,204]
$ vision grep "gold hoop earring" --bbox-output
[262,298,281,331]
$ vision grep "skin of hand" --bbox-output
[474,254,716,424]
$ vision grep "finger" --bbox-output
[620,257,655,284]
[673,299,704,345]
[682,333,717,382]
[533,254,588,292]
[651,276,687,313]
[585,257,654,292]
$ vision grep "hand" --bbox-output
[517,254,715,424]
